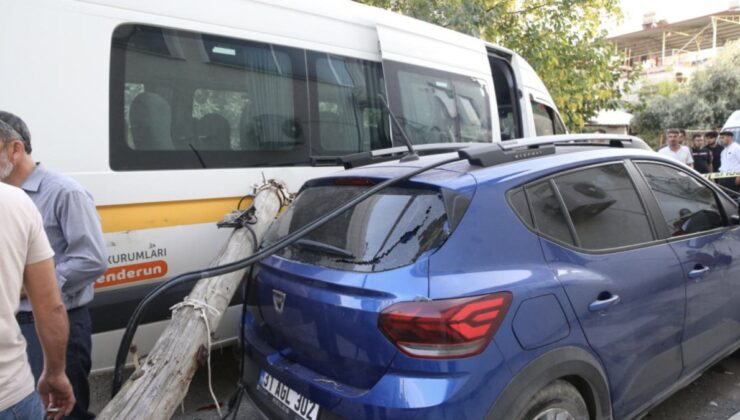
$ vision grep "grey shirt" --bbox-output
[18,164,107,312]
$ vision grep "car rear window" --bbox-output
[263,183,460,272]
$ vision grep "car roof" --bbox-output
[321,141,673,191]
[468,146,663,185]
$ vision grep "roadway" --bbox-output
[89,349,740,419]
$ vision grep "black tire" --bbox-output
[517,380,589,420]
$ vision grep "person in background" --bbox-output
[658,128,694,167]
[690,133,713,174]
[678,129,687,146]
[705,131,723,173]
[0,111,106,420]
[0,120,75,420]
[718,131,740,192]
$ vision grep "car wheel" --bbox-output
[517,380,589,420]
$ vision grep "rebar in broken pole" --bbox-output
[97,184,284,420]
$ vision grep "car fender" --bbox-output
[486,346,612,420]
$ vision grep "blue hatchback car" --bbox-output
[241,135,740,420]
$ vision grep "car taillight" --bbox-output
[334,178,375,186]
[378,292,512,359]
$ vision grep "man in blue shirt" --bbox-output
[0,111,106,420]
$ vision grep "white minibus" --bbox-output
[0,0,565,371]
[722,110,740,143]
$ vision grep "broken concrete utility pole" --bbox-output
[98,181,288,420]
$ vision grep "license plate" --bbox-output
[258,370,320,420]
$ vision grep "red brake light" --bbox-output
[378,292,512,359]
[334,178,375,186]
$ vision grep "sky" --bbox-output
[606,0,737,36]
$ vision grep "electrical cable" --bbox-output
[110,155,463,396]
[237,194,253,210]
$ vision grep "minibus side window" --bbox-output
[384,61,492,146]
[191,89,249,150]
[110,24,308,170]
[531,100,566,136]
[124,83,145,148]
[307,53,391,156]
[553,111,567,134]
[111,24,394,170]
[202,36,300,152]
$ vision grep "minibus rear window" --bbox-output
[263,184,465,272]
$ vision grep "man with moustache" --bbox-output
[658,128,693,167]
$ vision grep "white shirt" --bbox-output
[0,183,54,410]
[719,142,740,172]
[658,145,694,166]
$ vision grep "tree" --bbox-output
[687,43,740,127]
[355,0,636,130]
[631,41,740,147]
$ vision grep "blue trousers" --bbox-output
[0,391,44,420]
[18,306,94,420]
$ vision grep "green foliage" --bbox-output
[629,80,680,114]
[355,0,636,130]
[631,41,740,141]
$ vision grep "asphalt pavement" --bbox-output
[90,348,740,419]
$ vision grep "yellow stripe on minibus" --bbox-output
[97,196,252,233]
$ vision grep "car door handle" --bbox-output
[588,294,620,312]
[688,265,710,279]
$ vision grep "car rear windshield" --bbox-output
[263,183,460,272]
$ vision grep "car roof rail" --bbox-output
[342,143,478,169]
[459,134,651,168]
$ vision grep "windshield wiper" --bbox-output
[294,239,355,259]
[376,94,419,162]
[188,143,207,168]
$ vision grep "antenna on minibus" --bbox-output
[376,94,419,162]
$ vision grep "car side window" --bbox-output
[552,164,654,250]
[637,163,724,237]
[525,181,575,246]
[719,193,739,222]
[508,187,533,229]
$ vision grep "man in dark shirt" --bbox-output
[705,131,723,172]
[690,134,713,174]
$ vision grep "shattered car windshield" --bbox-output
[263,184,450,272]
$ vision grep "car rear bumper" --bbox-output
[242,324,512,419]
[241,356,491,420]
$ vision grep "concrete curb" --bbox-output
[728,412,740,420]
